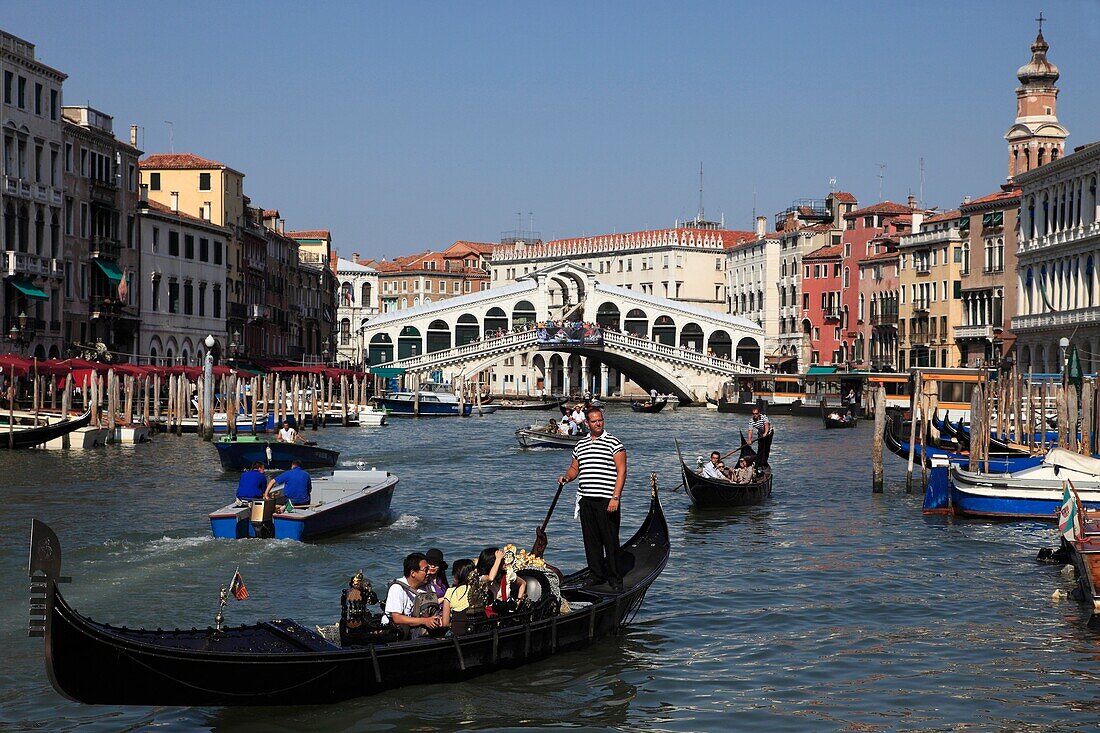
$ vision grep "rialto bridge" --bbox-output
[358,262,765,403]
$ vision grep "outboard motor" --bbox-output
[249,498,275,538]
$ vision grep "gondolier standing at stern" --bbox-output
[559,407,627,592]
[748,405,773,469]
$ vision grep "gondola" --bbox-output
[214,435,340,470]
[629,398,667,414]
[0,409,92,449]
[27,482,670,706]
[515,425,584,449]
[881,418,1042,472]
[821,405,857,429]
[674,438,772,508]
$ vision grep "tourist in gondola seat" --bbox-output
[265,459,312,505]
[702,452,726,480]
[383,553,443,635]
[235,461,266,500]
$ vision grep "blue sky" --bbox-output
[6,1,1099,258]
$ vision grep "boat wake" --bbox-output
[387,513,420,529]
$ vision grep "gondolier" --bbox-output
[559,406,627,592]
[748,405,773,468]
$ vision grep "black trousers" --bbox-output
[579,497,621,584]
[757,431,774,468]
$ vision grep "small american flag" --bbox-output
[229,569,249,601]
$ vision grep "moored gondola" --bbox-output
[27,481,669,705]
[499,397,566,411]
[674,439,772,508]
[629,397,667,413]
[0,409,92,449]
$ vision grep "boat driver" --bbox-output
[265,459,312,506]
[277,420,304,444]
[235,461,266,501]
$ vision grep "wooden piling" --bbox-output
[872,384,884,493]
[341,374,349,427]
[1081,379,1093,455]
[905,373,921,493]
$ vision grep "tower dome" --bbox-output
[1017,31,1060,86]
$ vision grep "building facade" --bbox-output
[800,243,843,365]
[62,106,141,359]
[1012,141,1100,373]
[727,217,780,356]
[369,246,491,315]
[137,198,227,365]
[1,30,66,358]
[897,211,965,369]
[334,255,379,367]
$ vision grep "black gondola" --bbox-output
[821,405,857,429]
[1,409,92,449]
[27,485,670,706]
[499,397,567,411]
[629,398,667,413]
[674,438,772,508]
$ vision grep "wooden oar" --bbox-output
[531,478,566,558]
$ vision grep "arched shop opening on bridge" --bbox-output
[369,333,393,365]
[398,326,422,359]
[484,307,509,335]
[427,320,451,353]
[596,302,620,330]
[512,300,537,328]
[652,315,675,346]
[455,314,479,345]
[624,309,648,337]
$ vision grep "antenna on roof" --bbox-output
[164,121,174,153]
[697,162,705,220]
[877,162,887,201]
[752,188,757,229]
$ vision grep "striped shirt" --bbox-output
[571,432,625,499]
[749,414,770,434]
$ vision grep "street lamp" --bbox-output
[227,329,241,366]
[201,334,215,441]
[8,311,33,354]
[1060,336,1070,378]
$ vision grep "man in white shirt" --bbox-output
[702,451,727,480]
[382,553,442,633]
[277,420,302,444]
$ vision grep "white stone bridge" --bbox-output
[359,262,765,403]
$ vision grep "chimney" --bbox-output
[170,191,179,212]
[911,211,924,232]
[907,194,917,210]
[278,218,285,234]
[755,215,767,238]
[130,124,138,147]
[352,252,359,262]
[963,195,972,204]
[139,183,148,203]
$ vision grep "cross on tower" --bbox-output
[1036,11,1045,33]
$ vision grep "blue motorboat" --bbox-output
[376,384,472,416]
[214,435,340,470]
[209,469,398,541]
[944,448,1100,519]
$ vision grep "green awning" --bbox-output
[369,367,406,377]
[806,365,838,375]
[94,259,123,282]
[6,277,49,300]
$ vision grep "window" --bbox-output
[151,226,159,251]
[213,285,222,318]
[439,280,445,292]
[17,76,25,108]
[199,172,211,191]
[184,235,194,259]
[34,82,42,114]
[149,172,161,191]
[80,149,88,176]
[2,71,11,104]
[199,237,209,262]
[79,203,88,238]
[214,241,223,265]
[198,283,207,317]
[168,281,180,313]
[169,231,179,256]
[50,89,57,121]
[184,281,193,315]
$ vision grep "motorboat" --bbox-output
[948,448,1100,519]
[375,383,472,416]
[214,435,340,471]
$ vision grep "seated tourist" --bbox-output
[265,459,312,506]
[423,548,449,599]
[382,552,442,633]
[702,451,725,480]
[235,461,267,500]
[441,558,476,632]
[718,462,734,481]
[474,546,526,614]
[560,416,573,435]
[732,457,755,484]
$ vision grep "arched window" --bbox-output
[361,281,372,305]
[341,281,354,306]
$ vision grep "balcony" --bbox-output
[1,251,64,279]
[50,189,62,206]
[90,236,121,260]
[34,184,48,202]
[900,227,961,248]
[870,312,898,326]
[1013,306,1100,332]
[911,299,930,313]
[248,304,271,321]
[822,308,841,320]
[3,175,32,200]
[953,324,994,340]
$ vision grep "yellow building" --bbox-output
[897,211,965,369]
[138,153,245,340]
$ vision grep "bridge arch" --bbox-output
[596,301,620,330]
[455,314,479,346]
[512,300,536,327]
[369,333,393,364]
[398,326,422,359]
[708,329,732,358]
[735,337,761,367]
[651,315,675,345]
[624,308,648,337]
[679,322,703,352]
[427,319,451,352]
[484,306,508,335]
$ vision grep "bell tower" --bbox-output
[1005,15,1068,181]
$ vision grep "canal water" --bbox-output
[0,407,1096,731]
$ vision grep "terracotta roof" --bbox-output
[961,188,1021,210]
[859,251,899,264]
[801,222,837,233]
[140,153,233,170]
[804,244,842,260]
[923,209,961,224]
[288,230,331,240]
[142,199,222,227]
[829,191,858,203]
[447,240,496,254]
[844,201,913,219]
